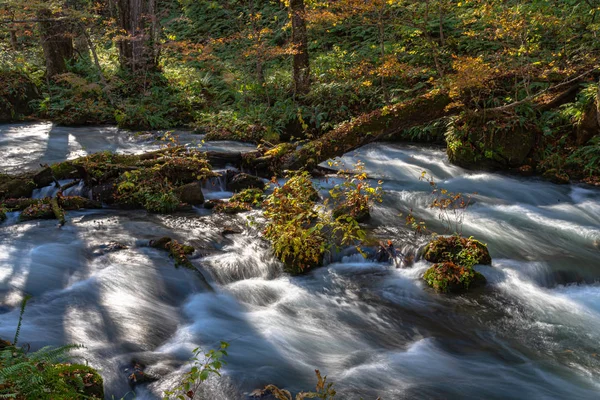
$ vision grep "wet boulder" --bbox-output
[447,112,537,170]
[227,173,265,192]
[127,362,159,387]
[174,181,205,205]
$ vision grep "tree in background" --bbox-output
[290,0,310,96]
[114,0,159,74]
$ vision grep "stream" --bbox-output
[1,123,600,399]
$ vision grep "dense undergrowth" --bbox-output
[0,1,598,183]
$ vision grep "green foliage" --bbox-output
[263,172,325,274]
[115,150,213,213]
[214,201,253,214]
[0,296,104,399]
[37,72,113,125]
[423,261,484,293]
[229,188,265,207]
[423,236,491,267]
[568,136,600,176]
[163,341,229,400]
[329,161,383,222]
[263,171,367,274]
[422,235,490,293]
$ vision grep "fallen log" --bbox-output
[50,197,66,226]
[281,91,453,171]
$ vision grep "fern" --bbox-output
[569,136,600,175]
[12,294,30,346]
[0,298,103,399]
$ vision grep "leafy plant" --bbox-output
[420,171,472,236]
[329,160,383,222]
[0,296,104,399]
[163,341,229,400]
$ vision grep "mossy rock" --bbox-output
[174,181,205,205]
[227,173,266,192]
[20,202,54,221]
[51,162,79,180]
[60,364,104,399]
[423,236,491,266]
[332,203,370,223]
[149,237,195,269]
[424,261,487,293]
[0,208,6,222]
[59,196,102,210]
[447,112,538,170]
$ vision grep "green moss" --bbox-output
[423,235,491,267]
[51,162,78,180]
[423,261,486,293]
[20,201,54,221]
[58,364,104,399]
[0,207,6,222]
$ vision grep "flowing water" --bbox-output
[1,123,600,399]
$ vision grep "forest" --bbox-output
[1,1,600,399]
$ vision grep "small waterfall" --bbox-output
[32,183,60,199]
[31,180,88,199]
[202,171,231,200]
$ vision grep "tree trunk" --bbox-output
[290,0,310,96]
[9,29,18,50]
[38,10,74,77]
[115,0,159,74]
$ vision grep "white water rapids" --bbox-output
[1,123,599,399]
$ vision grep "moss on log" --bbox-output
[282,91,452,170]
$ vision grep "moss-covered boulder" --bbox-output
[20,202,55,221]
[60,364,104,399]
[149,237,195,269]
[0,207,6,222]
[227,173,265,192]
[174,181,205,205]
[423,261,487,293]
[447,111,538,170]
[423,236,491,266]
[422,236,491,293]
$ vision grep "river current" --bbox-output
[0,123,599,399]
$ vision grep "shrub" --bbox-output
[329,161,383,222]
[163,342,229,400]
